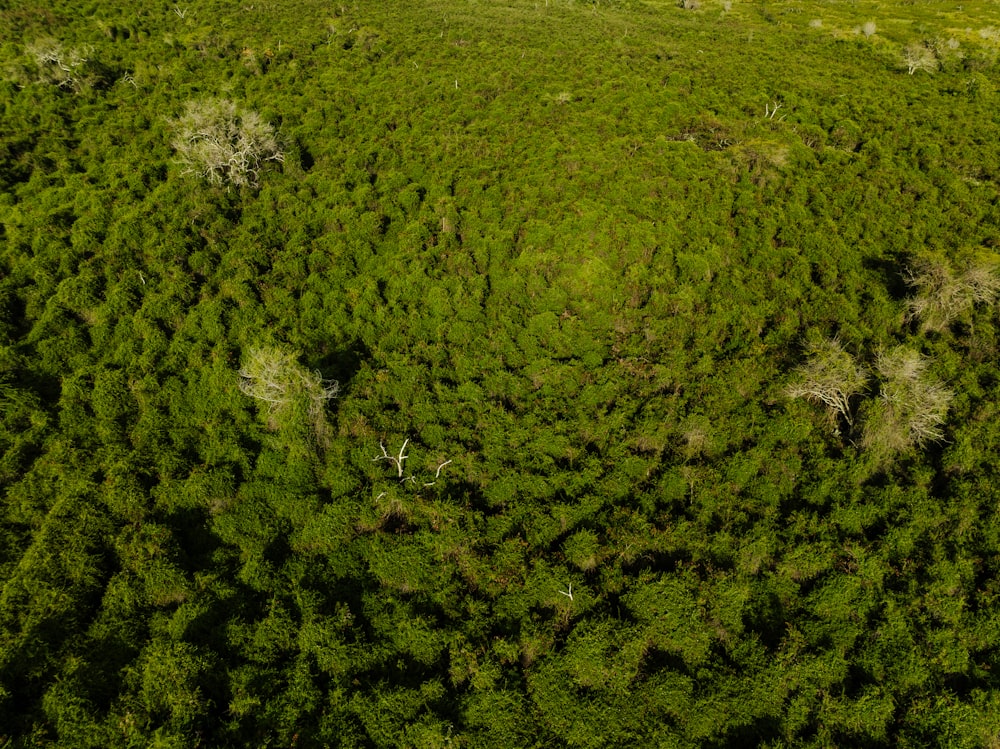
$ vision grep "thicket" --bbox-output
[3,0,1000,746]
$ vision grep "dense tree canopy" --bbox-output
[3,0,1000,746]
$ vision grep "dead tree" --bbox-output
[786,338,868,432]
[238,347,337,437]
[170,99,284,188]
[902,43,938,75]
[862,347,953,453]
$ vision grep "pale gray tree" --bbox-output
[902,43,938,74]
[786,338,868,433]
[170,99,284,187]
[862,347,953,454]
[239,347,337,440]
[26,38,91,90]
[906,256,1000,333]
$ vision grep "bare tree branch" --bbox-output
[374,439,410,478]
[862,347,954,454]
[786,339,868,431]
[169,99,284,188]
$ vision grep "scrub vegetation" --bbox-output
[3,0,1000,746]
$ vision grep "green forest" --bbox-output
[3,0,1000,745]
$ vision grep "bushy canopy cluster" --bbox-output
[7,0,1000,746]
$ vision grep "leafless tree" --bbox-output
[906,256,1000,333]
[238,347,337,436]
[862,347,953,454]
[169,99,284,188]
[26,38,91,90]
[786,338,868,432]
[902,43,938,74]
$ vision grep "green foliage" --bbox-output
[3,0,1000,745]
